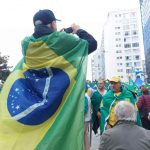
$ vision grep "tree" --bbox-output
[0,53,12,83]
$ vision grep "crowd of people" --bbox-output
[84,76,150,150]
[0,8,150,150]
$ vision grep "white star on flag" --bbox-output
[15,88,19,92]
[16,105,20,110]
[35,79,39,82]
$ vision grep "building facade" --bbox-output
[92,9,144,82]
[139,0,150,83]
[91,31,105,81]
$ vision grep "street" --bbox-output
[90,131,100,150]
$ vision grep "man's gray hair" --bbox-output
[114,101,137,121]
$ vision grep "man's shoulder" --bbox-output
[137,125,150,134]
[143,95,150,100]
[102,124,150,142]
[103,90,113,99]
[91,90,102,103]
[121,88,134,98]
[93,90,102,97]
[101,127,117,140]
[132,125,150,139]
[56,32,86,42]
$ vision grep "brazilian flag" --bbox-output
[0,31,88,150]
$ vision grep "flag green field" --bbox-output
[0,32,88,150]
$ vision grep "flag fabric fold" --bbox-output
[0,31,88,150]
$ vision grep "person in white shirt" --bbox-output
[84,84,93,150]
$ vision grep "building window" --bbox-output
[133,55,140,60]
[124,31,130,36]
[126,69,132,73]
[117,63,123,66]
[124,49,131,53]
[132,30,138,35]
[117,69,123,72]
[126,62,132,67]
[134,62,141,67]
[125,56,132,61]
[130,24,137,29]
[115,27,120,29]
[132,36,138,41]
[116,56,122,59]
[123,25,130,30]
[133,49,139,53]
[115,32,121,35]
[116,50,122,53]
[132,42,139,47]
[124,37,131,42]
[131,12,136,17]
[124,43,131,48]
[115,38,121,41]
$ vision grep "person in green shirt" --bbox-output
[100,76,141,134]
[91,79,107,134]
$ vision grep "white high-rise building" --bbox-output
[92,9,144,82]
[91,31,105,81]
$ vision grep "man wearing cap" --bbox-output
[32,9,97,54]
[100,76,141,134]
[0,9,97,150]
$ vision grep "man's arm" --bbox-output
[76,29,97,54]
[65,23,97,54]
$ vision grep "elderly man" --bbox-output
[99,101,150,150]
[100,76,141,134]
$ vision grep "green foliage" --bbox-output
[0,53,12,83]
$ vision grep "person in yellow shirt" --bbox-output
[100,76,141,134]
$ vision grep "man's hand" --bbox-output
[97,111,101,119]
[71,23,80,34]
[148,112,150,121]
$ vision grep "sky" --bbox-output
[0,0,141,80]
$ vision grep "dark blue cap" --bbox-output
[33,9,61,26]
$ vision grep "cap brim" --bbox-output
[110,81,118,83]
[110,80,120,83]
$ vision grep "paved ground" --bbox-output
[90,131,100,150]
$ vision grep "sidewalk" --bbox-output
[90,131,100,150]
